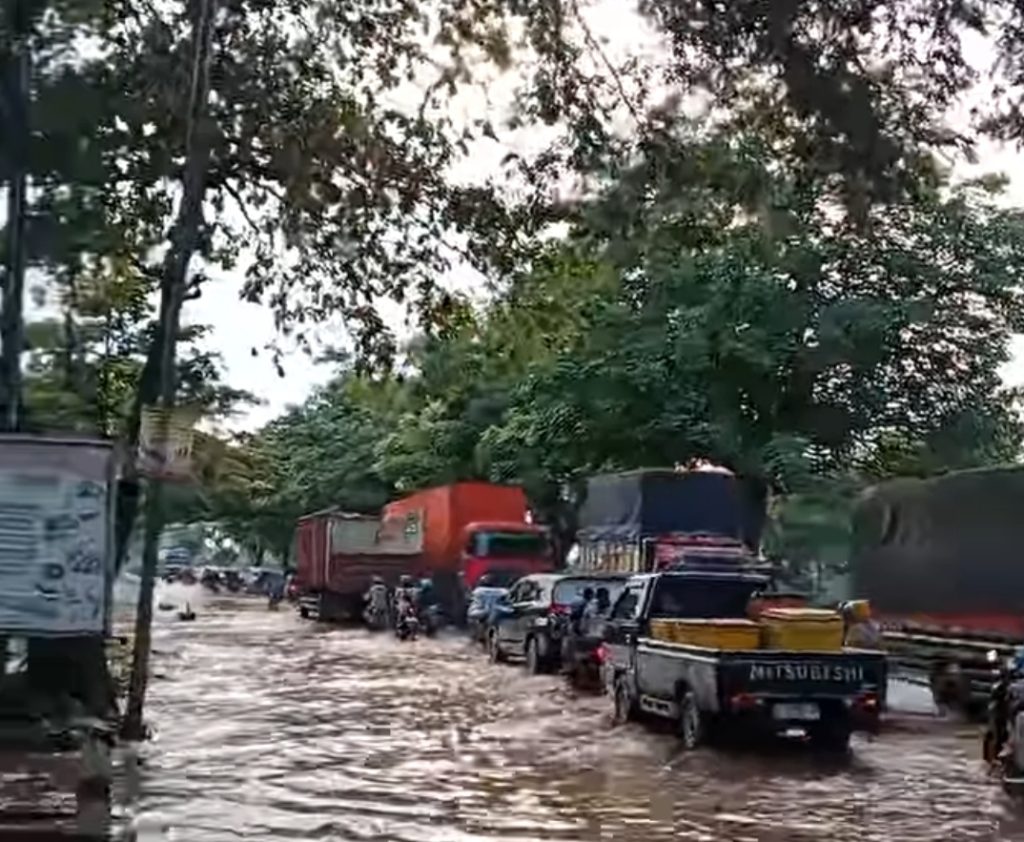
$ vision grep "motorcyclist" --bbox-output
[841,600,882,649]
[267,573,286,608]
[417,577,441,631]
[987,647,1024,765]
[570,587,595,635]
[394,575,419,616]
[363,576,390,628]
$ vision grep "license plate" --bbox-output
[773,702,820,721]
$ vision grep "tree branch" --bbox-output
[221,180,262,236]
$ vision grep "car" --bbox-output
[487,573,628,674]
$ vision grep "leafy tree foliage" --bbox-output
[216,125,1024,566]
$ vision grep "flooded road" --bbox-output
[122,596,1024,842]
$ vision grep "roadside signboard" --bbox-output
[137,406,196,479]
[0,436,115,635]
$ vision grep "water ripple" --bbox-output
[119,596,1024,842]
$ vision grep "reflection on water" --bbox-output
[116,598,1024,842]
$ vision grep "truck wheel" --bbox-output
[488,630,507,664]
[811,719,852,753]
[677,690,705,750]
[526,637,545,675]
[613,676,637,725]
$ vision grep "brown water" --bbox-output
[114,597,1024,841]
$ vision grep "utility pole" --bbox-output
[0,0,30,433]
[122,0,218,740]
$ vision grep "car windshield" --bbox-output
[552,577,627,606]
[472,531,548,559]
[648,577,762,619]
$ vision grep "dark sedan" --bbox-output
[487,573,628,674]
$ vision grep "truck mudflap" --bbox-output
[718,650,888,708]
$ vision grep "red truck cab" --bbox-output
[460,520,552,590]
[383,482,554,619]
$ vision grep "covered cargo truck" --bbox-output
[382,482,552,618]
[850,466,1024,712]
[294,509,419,622]
[575,469,768,573]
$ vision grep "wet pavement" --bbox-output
[108,593,1024,842]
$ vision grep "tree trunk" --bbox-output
[0,11,30,431]
[122,0,218,740]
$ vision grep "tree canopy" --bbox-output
[7,0,1024,569]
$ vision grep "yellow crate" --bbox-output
[760,607,844,652]
[650,619,674,642]
[653,618,761,650]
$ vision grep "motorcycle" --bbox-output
[395,602,420,641]
[983,649,1024,788]
[420,604,443,638]
[364,604,389,631]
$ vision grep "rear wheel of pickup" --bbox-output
[677,690,705,750]
[488,630,507,664]
[612,676,637,725]
[525,636,545,675]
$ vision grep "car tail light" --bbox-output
[595,643,609,664]
[854,691,879,712]
[550,603,571,616]
[729,692,761,711]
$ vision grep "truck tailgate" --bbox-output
[718,649,887,700]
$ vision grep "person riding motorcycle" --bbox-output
[267,574,286,609]
[363,576,390,628]
[392,575,421,638]
[840,600,882,649]
[394,575,419,619]
[416,577,442,634]
[986,647,1024,766]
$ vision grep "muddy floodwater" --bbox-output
[108,595,1024,841]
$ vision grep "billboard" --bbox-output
[0,437,115,635]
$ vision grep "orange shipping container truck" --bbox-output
[383,482,553,617]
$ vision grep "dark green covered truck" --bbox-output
[851,466,1024,712]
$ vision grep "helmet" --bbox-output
[371,575,384,585]
[844,600,871,623]
[399,575,412,587]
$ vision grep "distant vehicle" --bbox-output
[488,573,629,675]
[200,567,223,591]
[574,469,767,574]
[603,570,886,751]
[223,569,243,593]
[294,510,417,622]
[383,482,553,622]
[852,467,1024,716]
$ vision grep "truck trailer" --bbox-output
[851,466,1024,713]
[294,509,419,622]
[574,468,768,573]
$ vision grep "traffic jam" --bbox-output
[279,468,914,757]
[280,471,897,753]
